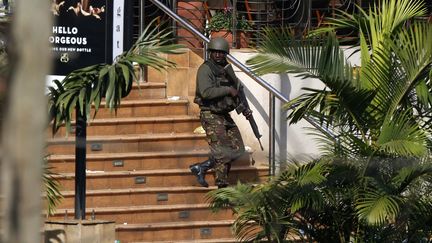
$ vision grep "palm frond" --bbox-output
[206,182,296,242]
[284,85,375,135]
[43,157,63,216]
[329,0,427,51]
[360,44,395,116]
[275,161,329,212]
[369,0,425,48]
[283,87,330,124]
[247,29,353,84]
[356,187,401,225]
[414,78,432,111]
[302,113,376,158]
[293,160,328,186]
[377,112,427,157]
[205,182,255,213]
[391,164,432,194]
[393,22,432,83]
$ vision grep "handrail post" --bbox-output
[232,0,237,48]
[269,93,276,176]
[172,0,177,36]
[74,105,86,219]
[139,0,144,34]
[139,0,146,82]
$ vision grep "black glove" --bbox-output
[228,87,238,97]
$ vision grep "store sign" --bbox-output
[112,0,124,60]
[50,0,125,75]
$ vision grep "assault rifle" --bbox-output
[224,64,264,151]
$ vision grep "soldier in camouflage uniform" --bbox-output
[189,37,252,188]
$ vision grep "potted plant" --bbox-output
[206,8,252,48]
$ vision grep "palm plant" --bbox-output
[207,0,432,241]
[207,182,300,242]
[247,0,432,158]
[48,19,184,134]
[43,157,63,217]
[209,157,432,242]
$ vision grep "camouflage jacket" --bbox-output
[194,59,242,113]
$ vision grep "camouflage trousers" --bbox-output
[200,110,245,186]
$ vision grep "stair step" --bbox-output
[116,220,235,242]
[51,115,201,137]
[46,132,207,154]
[49,204,233,224]
[52,166,268,190]
[122,82,166,100]
[48,150,252,173]
[55,186,215,209]
[88,99,189,118]
[48,150,209,173]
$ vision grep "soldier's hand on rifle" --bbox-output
[228,87,238,97]
[243,108,253,119]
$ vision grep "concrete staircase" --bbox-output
[45,50,268,242]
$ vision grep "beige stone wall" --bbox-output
[44,220,115,243]
[146,55,168,84]
[147,48,204,116]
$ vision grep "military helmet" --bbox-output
[208,37,230,53]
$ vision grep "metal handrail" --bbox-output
[148,0,282,175]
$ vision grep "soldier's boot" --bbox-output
[215,163,230,189]
[189,158,214,187]
[226,163,231,175]
[217,183,229,189]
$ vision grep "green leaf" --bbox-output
[105,66,116,108]
[78,87,86,116]
[93,91,101,119]
[356,188,400,225]
[377,112,427,156]
[119,63,131,90]
[99,66,110,80]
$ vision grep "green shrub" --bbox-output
[207,9,251,32]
